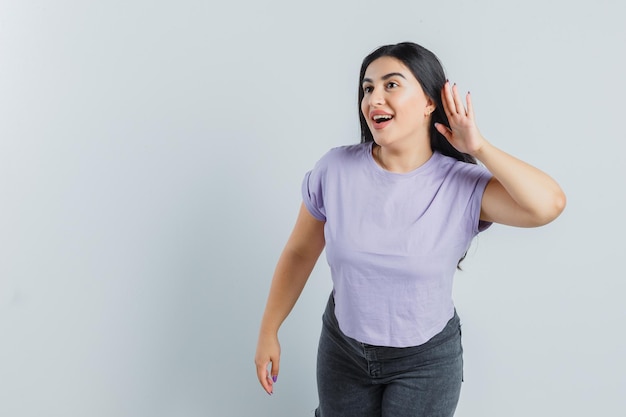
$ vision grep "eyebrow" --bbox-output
[362,72,407,84]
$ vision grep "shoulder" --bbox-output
[312,142,370,170]
[431,153,492,197]
[321,142,369,161]
[436,152,491,178]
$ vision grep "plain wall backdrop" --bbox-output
[1,0,624,416]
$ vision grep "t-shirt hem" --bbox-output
[341,313,456,348]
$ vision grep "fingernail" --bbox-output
[268,391,273,396]
[272,375,278,383]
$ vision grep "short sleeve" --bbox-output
[468,168,493,234]
[301,169,326,221]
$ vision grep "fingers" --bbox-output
[270,358,280,385]
[466,90,474,119]
[441,81,470,118]
[441,80,455,115]
[434,121,452,142]
[256,360,273,395]
[255,356,280,395]
[451,83,467,116]
[255,334,281,396]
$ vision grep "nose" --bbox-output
[368,88,385,106]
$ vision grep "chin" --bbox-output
[372,135,393,146]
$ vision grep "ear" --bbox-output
[424,97,436,116]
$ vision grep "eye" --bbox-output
[386,81,398,89]
[363,85,373,94]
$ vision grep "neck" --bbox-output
[374,141,433,173]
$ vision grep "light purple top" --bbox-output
[302,142,492,347]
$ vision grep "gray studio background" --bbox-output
[1,1,624,416]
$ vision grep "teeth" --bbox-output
[373,114,393,121]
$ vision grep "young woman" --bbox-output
[254,42,566,417]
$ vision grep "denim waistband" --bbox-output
[322,292,460,360]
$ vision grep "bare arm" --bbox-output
[476,144,566,227]
[254,202,325,395]
[435,82,566,227]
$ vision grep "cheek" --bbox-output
[360,99,368,118]
[399,95,428,118]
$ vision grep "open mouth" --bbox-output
[372,114,394,124]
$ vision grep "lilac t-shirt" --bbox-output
[302,142,492,347]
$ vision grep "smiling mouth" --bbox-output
[373,115,393,124]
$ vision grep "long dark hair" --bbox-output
[358,42,476,165]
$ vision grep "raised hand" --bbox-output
[435,81,487,156]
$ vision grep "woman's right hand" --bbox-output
[255,332,281,395]
[254,203,325,396]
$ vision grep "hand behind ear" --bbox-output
[435,81,486,156]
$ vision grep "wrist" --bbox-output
[470,137,491,160]
[259,323,279,338]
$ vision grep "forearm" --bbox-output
[475,140,566,224]
[259,248,321,336]
[437,84,565,226]
[258,202,325,340]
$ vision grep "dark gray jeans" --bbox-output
[315,294,463,417]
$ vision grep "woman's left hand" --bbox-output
[435,82,566,227]
[435,81,487,156]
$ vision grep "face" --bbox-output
[361,56,435,147]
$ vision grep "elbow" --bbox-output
[555,189,567,216]
[532,189,567,226]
